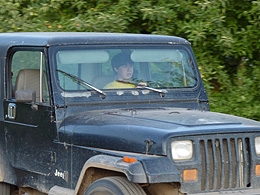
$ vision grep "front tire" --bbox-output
[84,176,146,195]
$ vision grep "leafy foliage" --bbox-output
[1,0,260,120]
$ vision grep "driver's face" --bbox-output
[114,63,134,81]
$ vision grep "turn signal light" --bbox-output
[183,169,197,181]
[123,157,137,163]
[255,165,260,176]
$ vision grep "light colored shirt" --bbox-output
[103,81,135,89]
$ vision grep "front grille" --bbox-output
[200,137,251,191]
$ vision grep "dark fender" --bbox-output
[140,156,180,183]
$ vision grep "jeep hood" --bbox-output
[59,107,260,155]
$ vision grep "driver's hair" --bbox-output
[111,52,134,72]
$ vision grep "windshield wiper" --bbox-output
[116,80,167,96]
[57,69,106,98]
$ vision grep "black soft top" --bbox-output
[0,32,190,49]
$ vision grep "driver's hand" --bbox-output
[136,82,147,88]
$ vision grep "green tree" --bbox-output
[1,0,260,120]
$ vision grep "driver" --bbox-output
[104,52,135,89]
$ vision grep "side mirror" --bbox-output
[15,90,36,103]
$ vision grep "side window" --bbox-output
[10,50,49,103]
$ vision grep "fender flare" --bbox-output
[74,154,180,195]
[74,154,147,195]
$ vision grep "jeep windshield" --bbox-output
[54,46,197,92]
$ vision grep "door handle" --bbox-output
[7,103,16,119]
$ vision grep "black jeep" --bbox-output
[0,32,260,195]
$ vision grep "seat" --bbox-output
[92,75,116,89]
[14,69,41,102]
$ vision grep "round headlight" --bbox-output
[171,140,193,160]
[255,137,260,155]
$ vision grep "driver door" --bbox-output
[4,48,56,175]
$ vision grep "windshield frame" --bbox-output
[49,44,202,103]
